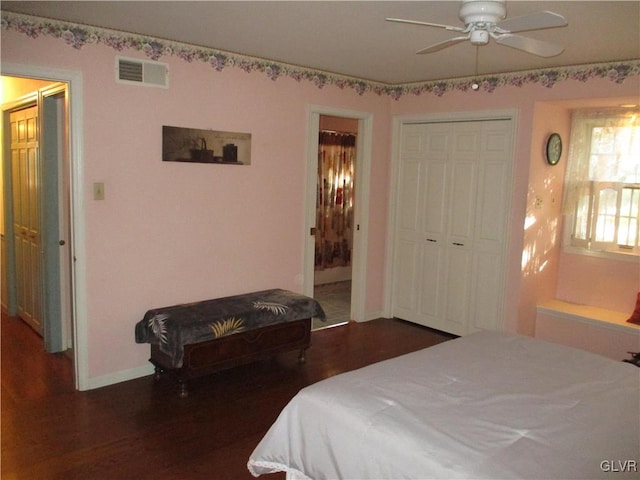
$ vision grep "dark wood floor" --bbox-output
[1,312,455,479]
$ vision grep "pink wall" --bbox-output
[556,254,640,312]
[519,102,572,335]
[1,31,392,380]
[2,25,639,384]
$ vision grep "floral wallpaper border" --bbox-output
[2,12,639,99]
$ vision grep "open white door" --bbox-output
[303,105,373,323]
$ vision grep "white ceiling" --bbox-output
[2,1,639,84]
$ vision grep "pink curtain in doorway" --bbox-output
[315,131,355,270]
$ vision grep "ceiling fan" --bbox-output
[386,0,568,57]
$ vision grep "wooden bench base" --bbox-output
[150,318,311,397]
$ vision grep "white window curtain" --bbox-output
[563,108,640,215]
[563,108,640,252]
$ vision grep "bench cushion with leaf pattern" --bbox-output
[135,289,326,369]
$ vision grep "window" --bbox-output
[563,108,640,256]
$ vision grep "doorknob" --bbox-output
[59,240,66,246]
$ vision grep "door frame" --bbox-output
[384,109,518,319]
[2,62,88,390]
[40,82,72,352]
[304,105,373,323]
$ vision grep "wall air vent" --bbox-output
[116,56,169,88]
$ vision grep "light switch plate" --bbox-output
[93,182,105,200]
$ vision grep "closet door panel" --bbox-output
[452,128,479,152]
[401,124,427,156]
[443,245,471,333]
[448,160,476,241]
[470,252,503,332]
[419,241,444,320]
[393,124,426,323]
[393,239,420,312]
[423,160,447,237]
[449,123,479,242]
[419,125,448,324]
[425,127,449,155]
[469,121,511,332]
[476,161,508,242]
[399,161,421,232]
[419,156,447,323]
[393,152,423,318]
[475,120,511,251]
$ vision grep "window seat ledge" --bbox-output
[535,300,639,361]
[537,300,639,335]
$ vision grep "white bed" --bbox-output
[247,330,640,479]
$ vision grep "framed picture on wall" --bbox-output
[162,125,251,165]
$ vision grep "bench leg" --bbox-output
[178,380,189,398]
[298,348,307,364]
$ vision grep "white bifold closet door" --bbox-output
[392,119,513,336]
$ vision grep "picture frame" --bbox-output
[162,125,251,165]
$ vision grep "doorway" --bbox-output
[312,115,357,329]
[1,75,74,378]
[304,106,372,330]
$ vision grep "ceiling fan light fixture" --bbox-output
[470,29,490,45]
[459,0,506,24]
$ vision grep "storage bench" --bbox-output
[135,289,325,397]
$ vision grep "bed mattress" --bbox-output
[248,330,640,479]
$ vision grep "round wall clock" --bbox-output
[546,133,562,165]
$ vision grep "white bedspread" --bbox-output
[248,331,640,479]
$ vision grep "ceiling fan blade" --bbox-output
[417,35,470,54]
[494,33,564,57]
[496,11,567,33]
[386,17,465,32]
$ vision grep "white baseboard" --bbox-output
[362,310,384,322]
[83,363,154,391]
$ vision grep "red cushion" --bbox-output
[627,292,640,325]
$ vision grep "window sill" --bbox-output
[562,245,640,263]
